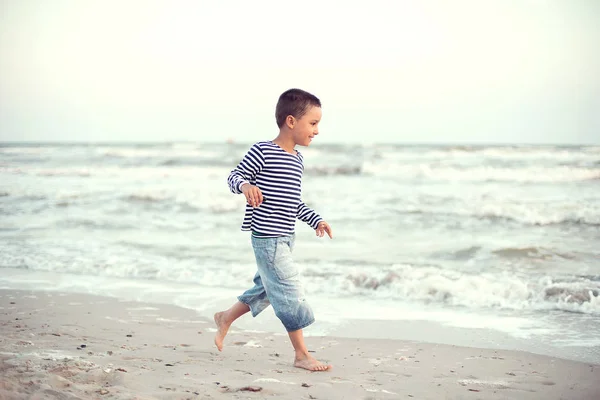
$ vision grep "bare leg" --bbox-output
[214,301,250,351]
[288,329,331,371]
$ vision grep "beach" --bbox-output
[1,289,598,400]
[2,142,600,398]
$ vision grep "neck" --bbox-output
[272,134,296,154]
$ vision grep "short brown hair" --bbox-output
[275,89,321,128]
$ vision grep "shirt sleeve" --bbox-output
[297,201,323,229]
[227,143,266,194]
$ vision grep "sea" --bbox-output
[1,142,599,363]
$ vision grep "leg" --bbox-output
[214,301,250,351]
[289,329,331,371]
[214,271,270,351]
[254,235,331,371]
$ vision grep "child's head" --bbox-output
[275,89,321,128]
[275,89,322,146]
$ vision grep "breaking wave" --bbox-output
[362,163,600,182]
[330,264,600,315]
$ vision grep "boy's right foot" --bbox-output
[294,354,331,372]
[213,311,230,351]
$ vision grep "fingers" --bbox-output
[245,187,263,208]
[316,222,333,239]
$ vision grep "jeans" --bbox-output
[237,234,315,332]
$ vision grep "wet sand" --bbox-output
[1,289,598,399]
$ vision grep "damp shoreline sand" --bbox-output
[1,289,598,399]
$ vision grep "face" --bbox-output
[288,106,321,147]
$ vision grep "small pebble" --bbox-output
[239,386,262,392]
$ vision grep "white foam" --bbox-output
[365,388,398,395]
[253,378,297,385]
[155,318,206,324]
[313,264,600,315]
[104,316,129,324]
[362,162,600,183]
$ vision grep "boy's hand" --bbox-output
[241,184,263,208]
[316,221,333,239]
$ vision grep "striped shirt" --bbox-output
[227,141,323,237]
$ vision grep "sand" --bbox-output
[0,289,598,400]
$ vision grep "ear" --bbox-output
[285,115,295,129]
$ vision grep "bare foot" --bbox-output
[294,354,332,372]
[213,311,230,351]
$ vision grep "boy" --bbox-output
[214,88,333,372]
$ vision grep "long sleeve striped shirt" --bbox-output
[227,141,323,237]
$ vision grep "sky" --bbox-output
[0,0,598,144]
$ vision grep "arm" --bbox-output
[298,202,332,238]
[297,201,322,229]
[227,144,265,194]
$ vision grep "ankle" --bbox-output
[294,350,310,359]
[217,311,231,325]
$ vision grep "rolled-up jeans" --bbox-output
[237,234,315,332]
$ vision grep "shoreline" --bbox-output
[1,289,598,399]
[1,268,599,365]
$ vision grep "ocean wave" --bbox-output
[431,147,600,161]
[0,147,54,155]
[57,218,136,230]
[476,211,600,227]
[120,194,202,214]
[5,166,230,179]
[124,194,167,203]
[331,264,600,315]
[391,210,600,228]
[362,163,600,182]
[386,200,600,227]
[120,192,239,215]
[305,165,362,176]
[359,145,600,167]
[431,245,578,262]
[35,168,91,177]
[98,147,203,159]
[159,158,234,167]
[491,247,576,260]
[5,151,599,183]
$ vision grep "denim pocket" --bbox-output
[251,236,277,268]
[273,239,298,280]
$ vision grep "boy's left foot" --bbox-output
[214,311,230,351]
[294,354,331,371]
